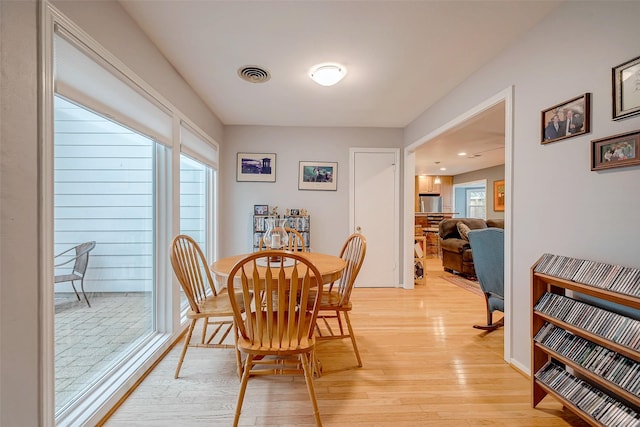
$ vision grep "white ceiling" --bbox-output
[414,101,506,176]
[118,0,560,174]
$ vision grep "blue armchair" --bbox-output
[467,228,504,331]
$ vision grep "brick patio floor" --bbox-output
[54,292,152,412]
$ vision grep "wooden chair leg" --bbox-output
[343,311,362,367]
[233,322,243,379]
[233,354,253,427]
[472,295,504,331]
[300,352,322,426]
[473,315,504,331]
[174,319,196,379]
[335,310,344,334]
[201,317,209,344]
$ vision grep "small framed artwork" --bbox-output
[237,152,276,182]
[254,204,269,215]
[298,161,338,191]
[591,130,640,171]
[613,55,640,120]
[541,93,591,144]
[289,209,300,216]
[493,180,505,212]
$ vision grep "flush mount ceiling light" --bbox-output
[309,63,347,86]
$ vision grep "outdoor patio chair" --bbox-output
[54,241,96,307]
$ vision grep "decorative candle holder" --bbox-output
[263,217,289,261]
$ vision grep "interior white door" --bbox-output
[350,148,399,287]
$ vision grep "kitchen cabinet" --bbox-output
[416,175,440,194]
[439,176,453,212]
[415,175,453,212]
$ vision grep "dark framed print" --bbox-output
[541,93,591,144]
[298,161,337,191]
[254,204,269,215]
[613,55,640,120]
[236,152,276,182]
[289,209,300,216]
[591,130,640,171]
[493,180,505,212]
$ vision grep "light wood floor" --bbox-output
[103,258,588,426]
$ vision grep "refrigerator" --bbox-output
[419,194,442,213]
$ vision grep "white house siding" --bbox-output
[179,159,207,248]
[54,97,154,293]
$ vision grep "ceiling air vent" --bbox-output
[238,66,271,83]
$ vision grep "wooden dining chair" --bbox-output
[258,227,306,252]
[170,234,242,379]
[226,250,324,427]
[312,233,366,370]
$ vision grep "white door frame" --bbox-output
[349,147,401,287]
[403,87,514,363]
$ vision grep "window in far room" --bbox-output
[453,180,487,219]
[466,188,486,219]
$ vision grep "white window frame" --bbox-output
[40,3,220,426]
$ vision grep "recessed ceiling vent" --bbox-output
[238,66,271,83]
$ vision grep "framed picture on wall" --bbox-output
[613,55,640,120]
[493,180,505,212]
[541,93,591,144]
[298,161,337,191]
[591,130,640,171]
[236,152,276,182]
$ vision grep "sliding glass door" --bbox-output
[54,96,156,414]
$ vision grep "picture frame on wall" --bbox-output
[612,55,640,120]
[541,93,591,144]
[591,130,640,171]
[298,161,338,191]
[236,152,276,182]
[493,180,505,212]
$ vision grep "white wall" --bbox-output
[0,1,40,425]
[405,1,640,372]
[220,126,403,258]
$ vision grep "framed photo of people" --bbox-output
[612,55,640,120]
[541,93,591,144]
[591,130,640,171]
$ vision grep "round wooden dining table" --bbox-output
[210,251,346,288]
